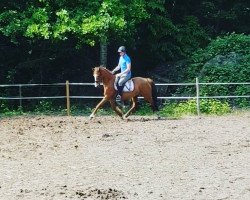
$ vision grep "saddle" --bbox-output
[114,79,134,92]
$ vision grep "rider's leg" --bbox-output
[115,76,122,97]
[118,75,131,96]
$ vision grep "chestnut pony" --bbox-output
[89,66,158,119]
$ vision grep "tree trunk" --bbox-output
[100,40,107,66]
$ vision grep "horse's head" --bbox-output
[92,66,114,87]
[92,67,102,87]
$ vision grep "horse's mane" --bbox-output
[99,65,112,74]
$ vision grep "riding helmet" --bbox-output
[117,46,126,53]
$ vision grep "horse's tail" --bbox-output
[147,78,159,111]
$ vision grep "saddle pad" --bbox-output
[114,79,134,92]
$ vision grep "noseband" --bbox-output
[94,75,102,84]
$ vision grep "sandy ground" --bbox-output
[0,113,250,200]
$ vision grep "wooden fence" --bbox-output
[0,78,249,116]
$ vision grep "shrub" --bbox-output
[160,99,231,117]
[136,103,154,116]
[0,100,24,117]
[183,33,250,108]
[0,100,10,113]
[34,100,55,113]
[200,99,231,114]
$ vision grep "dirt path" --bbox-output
[0,114,249,200]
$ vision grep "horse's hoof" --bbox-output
[89,114,95,120]
[122,115,129,122]
[122,115,128,120]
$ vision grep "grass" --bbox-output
[0,101,249,118]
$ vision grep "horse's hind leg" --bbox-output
[110,100,123,118]
[144,95,157,112]
[141,80,158,112]
[124,96,138,118]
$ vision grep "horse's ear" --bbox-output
[100,65,106,69]
[93,67,100,72]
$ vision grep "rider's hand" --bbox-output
[111,70,115,74]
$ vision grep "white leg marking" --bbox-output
[89,113,95,120]
[94,75,98,87]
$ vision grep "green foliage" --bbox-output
[199,99,231,114]
[34,100,55,113]
[0,0,249,103]
[97,108,114,116]
[0,108,24,117]
[176,16,210,56]
[25,7,50,39]
[136,1,179,62]
[198,0,250,34]
[160,99,231,117]
[136,103,154,116]
[0,0,150,46]
[0,100,24,117]
[0,98,242,118]
[159,102,181,118]
[188,33,250,77]
[0,11,24,43]
[234,85,250,108]
[182,33,250,108]
[70,105,92,116]
[0,100,9,113]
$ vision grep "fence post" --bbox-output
[66,80,70,116]
[19,85,22,108]
[196,77,200,116]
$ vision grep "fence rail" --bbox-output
[0,79,249,116]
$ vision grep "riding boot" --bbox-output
[116,85,125,108]
[116,85,123,103]
[117,85,123,97]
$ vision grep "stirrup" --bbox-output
[116,94,121,100]
[116,95,125,108]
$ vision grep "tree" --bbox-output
[0,0,249,85]
[0,0,152,66]
[186,33,250,107]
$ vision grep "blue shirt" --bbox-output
[119,54,131,77]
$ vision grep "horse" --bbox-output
[89,66,158,119]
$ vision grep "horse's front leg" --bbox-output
[110,100,123,118]
[89,98,107,120]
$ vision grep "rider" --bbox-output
[111,46,132,99]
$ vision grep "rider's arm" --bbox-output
[112,65,121,74]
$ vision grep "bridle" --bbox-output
[93,72,102,87]
[93,67,113,87]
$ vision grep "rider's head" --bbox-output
[117,46,126,53]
